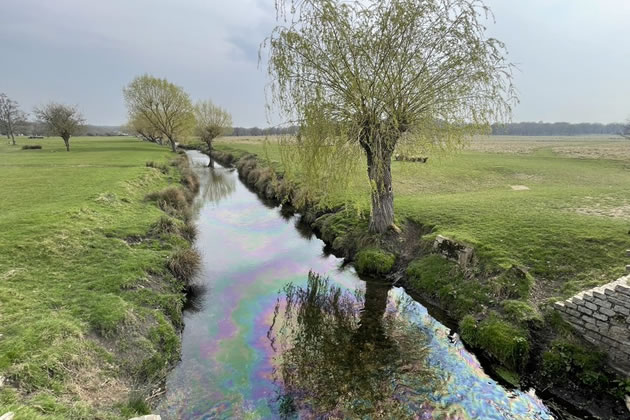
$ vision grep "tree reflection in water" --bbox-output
[195,166,236,209]
[269,272,446,419]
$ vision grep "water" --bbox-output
[158,150,554,419]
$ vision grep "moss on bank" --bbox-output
[355,248,395,275]
[459,314,530,371]
[207,145,630,418]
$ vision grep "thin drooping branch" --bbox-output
[264,0,516,232]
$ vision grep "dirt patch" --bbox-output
[510,185,530,191]
[64,361,130,410]
[466,140,559,154]
[573,205,630,219]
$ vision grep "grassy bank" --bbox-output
[207,134,630,417]
[0,137,198,419]
[213,135,630,294]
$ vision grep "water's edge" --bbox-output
[200,147,629,419]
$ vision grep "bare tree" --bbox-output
[0,93,27,145]
[34,103,85,151]
[264,0,516,233]
[194,100,233,152]
[123,75,195,152]
[622,118,630,139]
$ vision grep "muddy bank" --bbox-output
[205,146,629,419]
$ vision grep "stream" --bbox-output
[157,150,555,419]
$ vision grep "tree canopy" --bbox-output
[194,100,233,150]
[264,0,516,232]
[126,113,163,144]
[33,103,85,151]
[123,75,195,152]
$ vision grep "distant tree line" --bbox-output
[491,121,626,136]
[231,126,298,136]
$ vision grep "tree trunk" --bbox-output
[355,281,390,346]
[169,137,177,152]
[206,139,213,167]
[63,136,70,151]
[366,148,394,233]
[8,119,15,145]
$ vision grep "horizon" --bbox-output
[1,0,629,126]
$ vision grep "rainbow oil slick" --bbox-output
[157,151,554,419]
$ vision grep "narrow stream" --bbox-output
[157,151,554,419]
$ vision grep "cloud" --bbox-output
[0,0,628,125]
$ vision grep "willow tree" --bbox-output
[127,113,163,144]
[123,75,195,152]
[194,100,233,152]
[264,0,516,233]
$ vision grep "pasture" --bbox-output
[214,135,630,298]
[0,137,185,419]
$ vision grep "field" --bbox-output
[0,137,189,418]
[214,135,630,298]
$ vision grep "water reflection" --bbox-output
[192,167,236,210]
[160,151,554,420]
[269,272,445,419]
[182,283,208,314]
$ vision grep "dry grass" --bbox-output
[570,197,630,220]
[167,248,201,283]
[552,144,630,160]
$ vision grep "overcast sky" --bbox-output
[0,0,628,126]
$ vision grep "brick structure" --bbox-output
[555,275,630,376]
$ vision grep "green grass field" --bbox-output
[0,136,189,419]
[214,135,630,298]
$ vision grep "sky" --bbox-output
[0,0,628,127]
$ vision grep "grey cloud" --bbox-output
[0,0,628,126]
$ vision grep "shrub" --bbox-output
[150,216,178,236]
[21,145,42,150]
[355,248,395,275]
[167,247,201,283]
[146,161,169,174]
[180,169,200,195]
[146,187,189,215]
[459,314,530,371]
[254,167,274,192]
[179,221,198,243]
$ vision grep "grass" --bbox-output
[213,135,630,296]
[0,136,194,418]
[459,314,530,371]
[209,134,630,388]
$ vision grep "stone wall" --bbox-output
[555,275,630,376]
